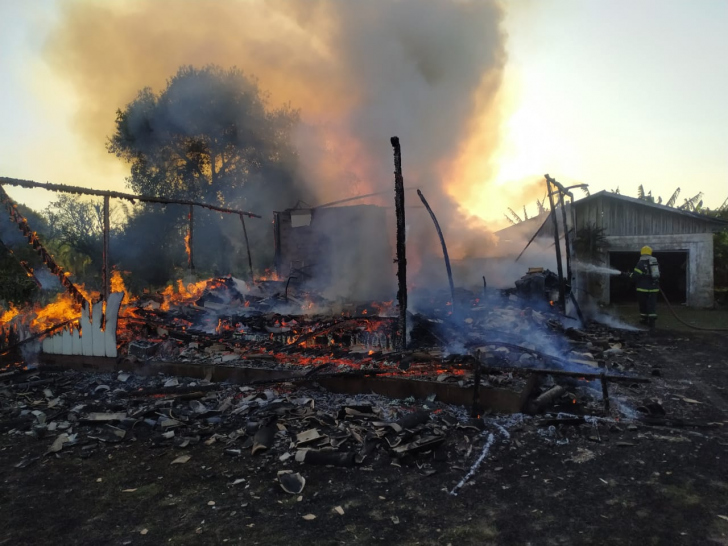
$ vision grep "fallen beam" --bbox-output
[0,176,261,218]
[39,355,530,413]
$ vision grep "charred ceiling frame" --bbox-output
[0,176,262,302]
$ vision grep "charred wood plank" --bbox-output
[239,213,255,281]
[417,189,456,316]
[545,175,565,312]
[527,385,566,414]
[391,137,408,351]
[102,195,110,302]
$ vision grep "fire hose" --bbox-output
[659,288,728,332]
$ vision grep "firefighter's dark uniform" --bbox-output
[631,246,660,327]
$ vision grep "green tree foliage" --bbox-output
[0,204,51,304]
[574,223,609,263]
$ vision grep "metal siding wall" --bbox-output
[576,197,711,236]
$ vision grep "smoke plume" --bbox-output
[40,0,559,296]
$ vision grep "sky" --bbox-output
[0,0,726,225]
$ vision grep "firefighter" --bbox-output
[630,246,660,328]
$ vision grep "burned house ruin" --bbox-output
[273,205,395,301]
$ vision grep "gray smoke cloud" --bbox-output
[42,0,513,297]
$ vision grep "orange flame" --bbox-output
[184,231,191,262]
[30,292,83,330]
[1,304,20,325]
[257,268,280,282]
[111,270,132,304]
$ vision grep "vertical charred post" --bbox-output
[548,175,586,324]
[239,214,255,282]
[472,350,482,417]
[600,372,611,413]
[417,189,456,316]
[391,136,407,351]
[102,195,110,302]
[545,175,565,312]
[187,205,195,272]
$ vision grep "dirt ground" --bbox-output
[1,328,728,546]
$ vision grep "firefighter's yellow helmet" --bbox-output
[641,246,653,255]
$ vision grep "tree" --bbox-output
[108,65,300,207]
[0,204,51,304]
[41,195,128,284]
[107,65,303,283]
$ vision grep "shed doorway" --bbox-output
[609,251,687,304]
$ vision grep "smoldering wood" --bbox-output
[0,177,261,218]
[417,189,456,316]
[0,185,87,305]
[239,213,254,282]
[391,136,407,351]
[528,385,566,413]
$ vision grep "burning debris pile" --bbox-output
[6,271,652,422]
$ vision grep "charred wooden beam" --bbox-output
[528,385,566,414]
[239,213,254,281]
[545,175,565,312]
[545,175,586,324]
[515,211,552,263]
[0,185,87,306]
[601,372,610,413]
[391,136,407,351]
[102,195,110,301]
[417,189,456,316]
[0,177,261,218]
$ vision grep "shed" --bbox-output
[273,205,395,301]
[497,191,728,307]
